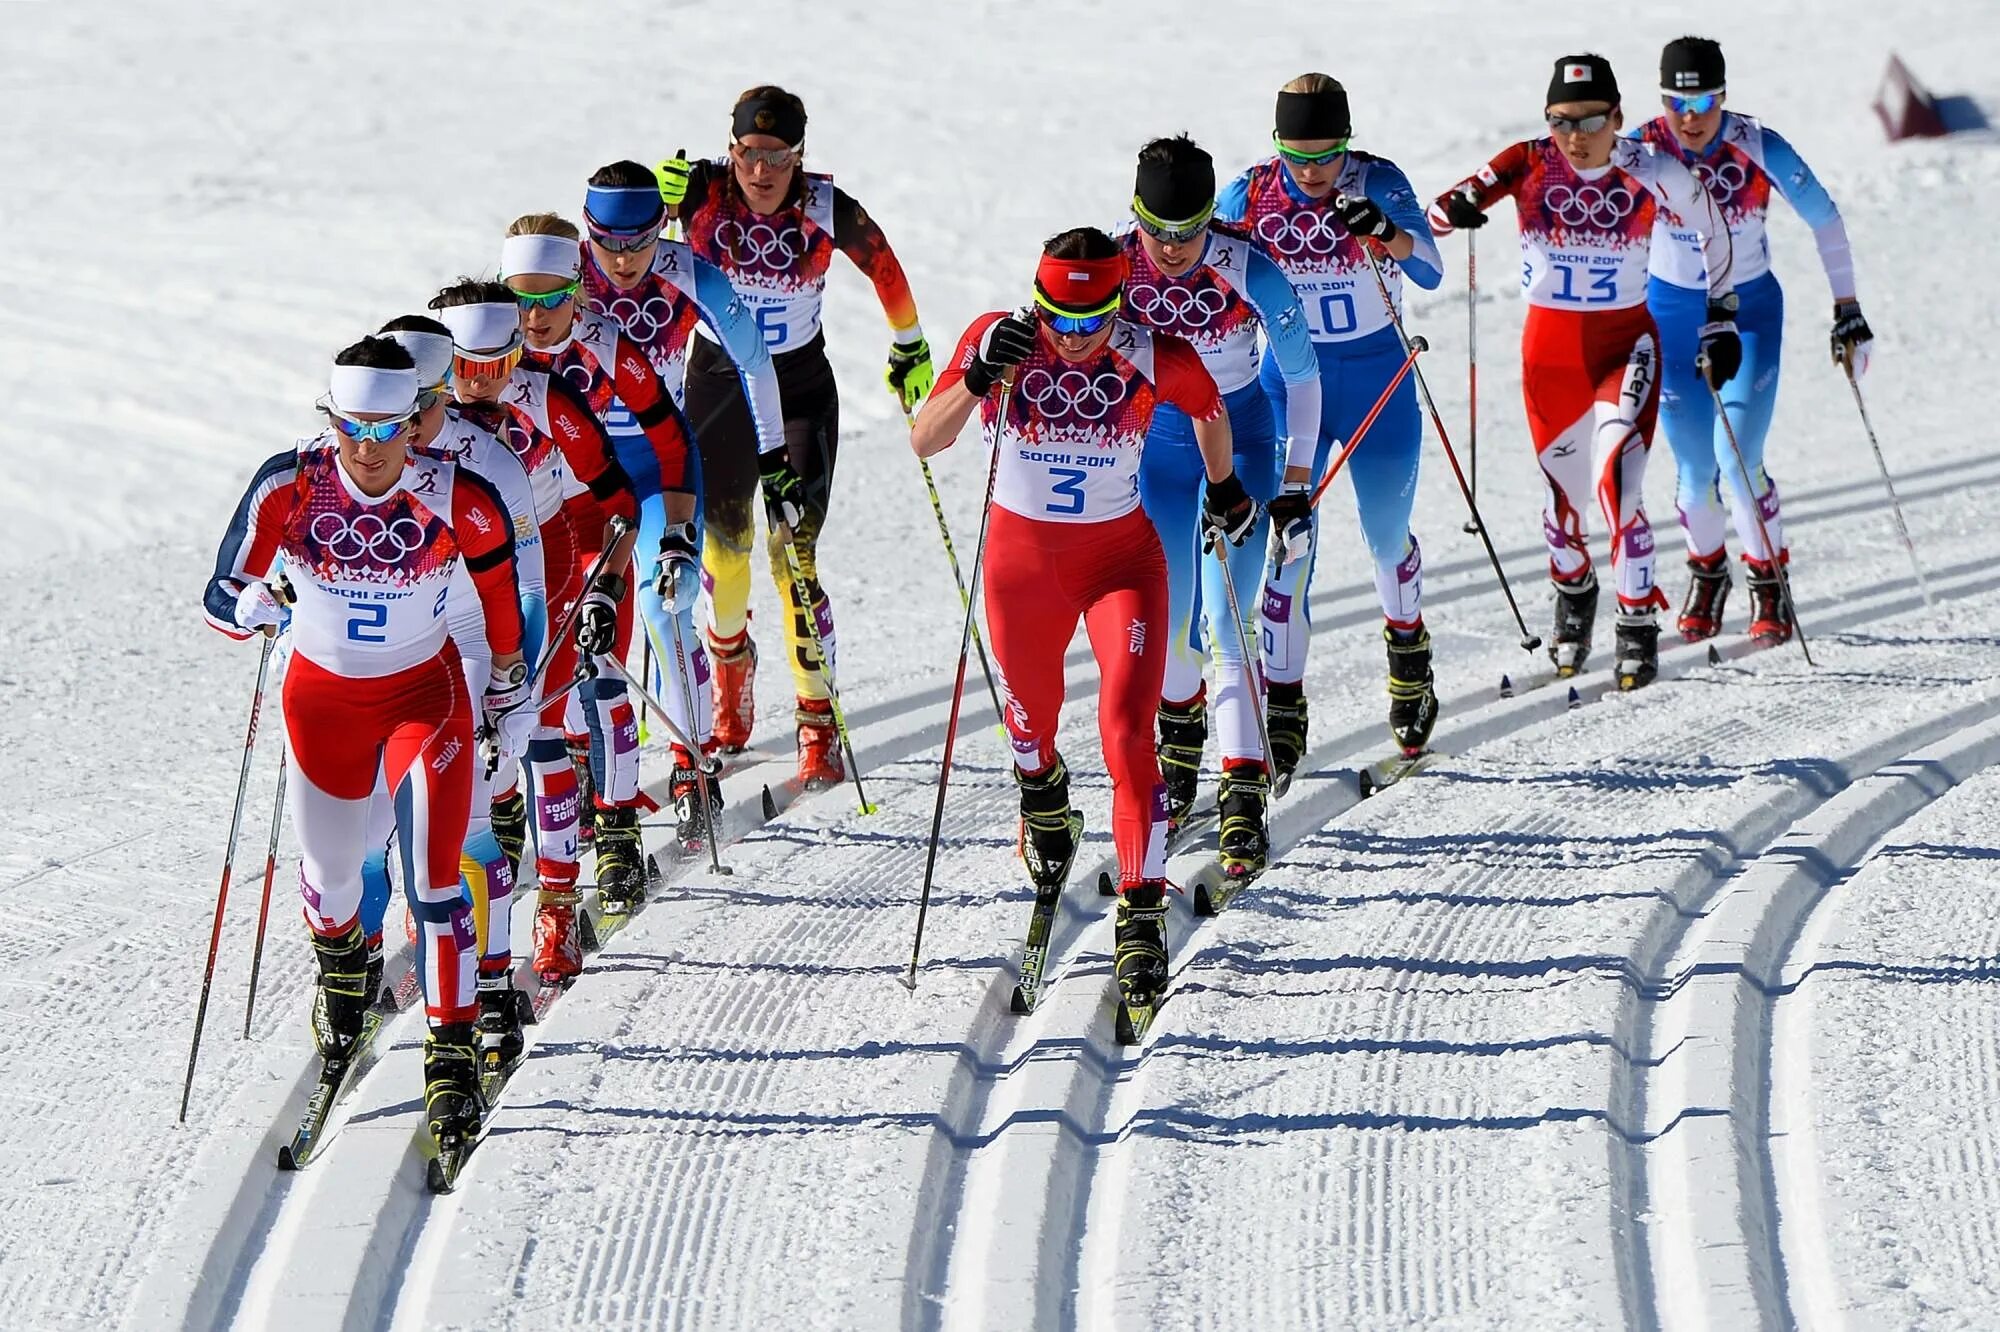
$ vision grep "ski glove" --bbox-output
[483,661,535,767]
[1201,472,1258,553]
[232,578,288,635]
[885,336,934,413]
[1831,299,1873,374]
[1433,187,1487,231]
[759,450,806,531]
[652,522,701,614]
[1334,193,1397,242]
[574,572,626,657]
[1266,484,1314,566]
[1697,302,1743,389]
[656,150,691,209]
[962,314,1037,397]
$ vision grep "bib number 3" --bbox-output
[1046,467,1088,516]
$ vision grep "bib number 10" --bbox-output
[1550,262,1618,304]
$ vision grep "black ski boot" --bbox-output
[1266,681,1308,788]
[1677,550,1731,642]
[1114,881,1171,1008]
[1385,624,1439,756]
[1550,570,1600,678]
[593,805,646,912]
[670,746,724,849]
[310,921,370,1060]
[1615,608,1662,690]
[475,969,526,1077]
[1016,757,1083,890]
[1744,556,1794,645]
[491,788,528,887]
[1157,696,1206,833]
[1217,761,1270,880]
[424,1021,485,1146]
[569,740,597,846]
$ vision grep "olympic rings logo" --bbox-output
[1544,183,1636,228]
[603,293,682,342]
[1693,159,1749,199]
[560,360,597,396]
[310,510,428,563]
[1125,282,1230,328]
[714,220,806,267]
[1255,210,1347,258]
[1019,368,1129,421]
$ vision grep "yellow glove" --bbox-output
[885,336,934,413]
[655,148,691,209]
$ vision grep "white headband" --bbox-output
[327,363,418,416]
[383,330,454,388]
[499,232,581,281]
[437,302,522,357]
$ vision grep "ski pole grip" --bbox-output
[1410,334,1429,354]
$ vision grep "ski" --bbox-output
[275,1010,387,1171]
[1114,991,1159,1045]
[1358,750,1442,798]
[1008,882,1065,1015]
[1192,863,1245,917]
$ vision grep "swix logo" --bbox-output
[557,414,581,442]
[465,505,491,534]
[1127,618,1147,654]
[621,354,647,380]
[432,737,463,773]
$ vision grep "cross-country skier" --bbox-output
[1637,36,1871,645]
[501,214,699,900]
[203,336,530,1150]
[1116,134,1319,879]
[658,84,929,786]
[1217,73,1445,766]
[579,160,787,841]
[1429,54,1741,688]
[908,227,1253,1022]
[431,281,639,982]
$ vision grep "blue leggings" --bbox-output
[605,410,712,752]
[1260,328,1424,684]
[1651,272,1787,562]
[1140,382,1278,764]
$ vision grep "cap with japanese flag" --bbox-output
[1546,54,1620,109]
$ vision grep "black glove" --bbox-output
[652,521,700,613]
[1830,298,1872,368]
[574,572,626,656]
[1436,187,1487,230]
[962,314,1037,397]
[1265,485,1314,565]
[1334,193,1397,242]
[1201,472,1257,552]
[759,449,806,530]
[1698,301,1743,389]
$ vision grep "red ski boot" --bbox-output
[795,697,844,789]
[708,629,757,753]
[531,889,584,982]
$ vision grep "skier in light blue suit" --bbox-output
[1638,36,1872,646]
[1218,73,1444,767]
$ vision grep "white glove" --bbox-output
[652,522,701,614]
[483,662,535,766]
[233,578,288,635]
[1266,484,1314,566]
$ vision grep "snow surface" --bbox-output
[4,1,2000,1328]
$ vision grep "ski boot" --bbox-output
[475,966,526,1077]
[1156,694,1206,834]
[309,921,371,1060]
[671,745,724,850]
[1016,756,1083,889]
[1550,570,1600,678]
[709,629,757,752]
[1114,880,1171,1009]
[593,804,646,912]
[569,739,596,846]
[1614,608,1662,691]
[796,697,844,789]
[1676,550,1731,642]
[531,888,584,982]
[1385,623,1439,756]
[1744,556,1794,645]
[423,1021,485,1148]
[1266,681,1308,788]
[1217,760,1270,880]
[490,787,528,888]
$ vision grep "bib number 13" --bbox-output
[1551,262,1617,304]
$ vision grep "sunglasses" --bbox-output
[1273,132,1351,165]
[509,280,579,311]
[1546,110,1614,134]
[1032,287,1121,338]
[731,140,801,169]
[1132,195,1215,245]
[585,210,664,254]
[452,345,523,382]
[1666,92,1722,116]
[320,401,418,444]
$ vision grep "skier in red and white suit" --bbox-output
[909,226,1254,1013]
[1430,53,1740,688]
[203,336,530,1141]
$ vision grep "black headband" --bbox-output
[1274,88,1350,141]
[732,95,806,147]
[1134,152,1215,223]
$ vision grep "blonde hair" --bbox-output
[1282,72,1344,95]
[505,212,581,241]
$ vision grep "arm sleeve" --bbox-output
[451,471,524,659]
[1427,141,1532,235]
[927,312,1005,401]
[1369,161,1444,290]
[1649,151,1736,300]
[831,186,923,344]
[692,254,787,455]
[1242,247,1323,474]
[1153,334,1224,422]
[1761,127,1856,300]
[610,333,695,494]
[1215,170,1253,225]
[203,449,296,637]
[546,376,639,526]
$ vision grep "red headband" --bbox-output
[1034,252,1128,314]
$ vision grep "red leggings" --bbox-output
[983,506,1169,888]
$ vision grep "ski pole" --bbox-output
[904,405,1006,734]
[597,651,722,769]
[773,525,875,816]
[1356,240,1542,652]
[905,377,1012,990]
[240,753,287,1038]
[1703,354,1815,667]
[1840,353,1932,606]
[180,632,276,1122]
[637,632,653,744]
[666,611,728,876]
[1464,231,1481,536]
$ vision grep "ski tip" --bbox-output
[1565,685,1582,708]
[1097,872,1117,897]
[1358,770,1376,798]
[1008,985,1031,1014]
[1499,673,1514,698]
[276,1144,299,1172]
[1193,883,1215,917]
[1707,643,1723,665]
[760,786,778,820]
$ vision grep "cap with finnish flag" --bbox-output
[1547,53,1620,109]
